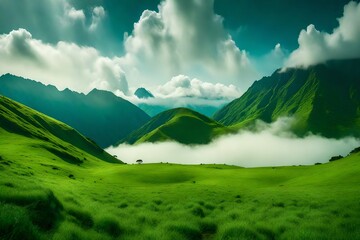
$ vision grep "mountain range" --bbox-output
[1,58,360,146]
[214,58,360,138]
[0,74,150,148]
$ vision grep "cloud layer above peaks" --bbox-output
[285,1,360,68]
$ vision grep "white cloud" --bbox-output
[285,1,360,68]
[255,43,288,76]
[63,3,106,32]
[0,28,129,94]
[119,0,259,91]
[112,74,239,117]
[90,6,106,31]
[65,5,85,22]
[156,75,240,99]
[107,118,359,167]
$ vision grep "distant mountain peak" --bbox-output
[87,88,115,97]
[135,87,154,99]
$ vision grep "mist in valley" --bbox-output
[107,118,360,167]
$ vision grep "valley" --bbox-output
[0,95,360,239]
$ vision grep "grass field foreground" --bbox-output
[1,131,360,239]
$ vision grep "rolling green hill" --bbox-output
[120,108,232,145]
[0,96,120,164]
[214,58,360,138]
[0,74,150,148]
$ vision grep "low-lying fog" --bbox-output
[106,118,359,167]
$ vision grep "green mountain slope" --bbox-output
[0,96,120,164]
[214,58,360,137]
[0,74,150,148]
[121,108,232,145]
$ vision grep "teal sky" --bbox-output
[0,0,352,56]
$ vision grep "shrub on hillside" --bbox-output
[329,155,343,162]
[350,146,360,154]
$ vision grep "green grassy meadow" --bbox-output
[1,128,360,240]
[1,96,360,239]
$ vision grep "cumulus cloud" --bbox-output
[65,5,85,22]
[156,75,240,99]
[0,0,113,56]
[116,87,231,118]
[107,118,359,167]
[285,1,360,68]
[90,6,106,31]
[112,74,239,117]
[0,28,129,94]
[119,0,259,90]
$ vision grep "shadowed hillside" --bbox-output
[0,96,120,164]
[0,74,150,147]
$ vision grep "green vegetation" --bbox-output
[0,74,150,147]
[1,142,360,239]
[0,96,359,239]
[214,58,360,138]
[120,108,233,145]
[0,96,120,164]
[1,86,360,240]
